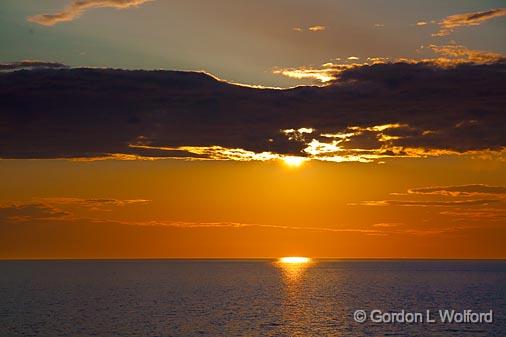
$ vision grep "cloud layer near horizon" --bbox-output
[0,61,505,162]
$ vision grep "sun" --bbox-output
[282,156,307,168]
[279,256,311,264]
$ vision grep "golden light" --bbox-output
[277,257,312,284]
[282,156,307,168]
[279,256,311,264]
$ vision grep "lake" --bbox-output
[0,260,505,336]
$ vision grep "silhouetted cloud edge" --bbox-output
[1,60,505,163]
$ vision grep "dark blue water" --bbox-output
[0,260,505,336]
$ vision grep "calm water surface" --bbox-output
[0,260,505,336]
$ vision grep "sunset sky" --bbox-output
[1,0,505,258]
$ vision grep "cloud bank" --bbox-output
[0,61,505,162]
[27,0,153,26]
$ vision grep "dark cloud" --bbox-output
[0,62,505,161]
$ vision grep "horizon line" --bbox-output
[1,258,505,262]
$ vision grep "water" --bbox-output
[0,260,505,336]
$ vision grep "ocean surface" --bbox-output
[0,260,505,337]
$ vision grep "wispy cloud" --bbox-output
[0,203,70,221]
[350,184,505,223]
[408,184,506,197]
[439,209,506,222]
[41,197,150,209]
[349,199,500,207]
[428,44,505,64]
[0,198,149,220]
[293,25,327,32]
[372,223,402,228]
[1,201,497,238]
[72,218,470,237]
[308,25,327,32]
[27,0,153,26]
[132,220,381,234]
[434,7,506,36]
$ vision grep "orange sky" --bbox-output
[1,156,505,259]
[1,1,506,259]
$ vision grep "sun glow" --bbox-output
[279,256,311,264]
[282,156,307,167]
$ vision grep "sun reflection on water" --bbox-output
[274,256,315,334]
[276,257,313,284]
